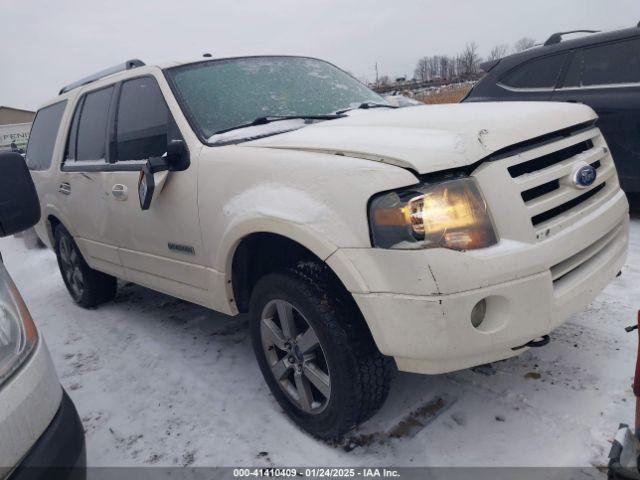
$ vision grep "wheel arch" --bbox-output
[225,224,367,315]
[42,206,78,248]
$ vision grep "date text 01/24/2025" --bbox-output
[232,468,401,478]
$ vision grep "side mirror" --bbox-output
[137,140,190,210]
[0,152,41,237]
[166,139,190,172]
[138,157,169,211]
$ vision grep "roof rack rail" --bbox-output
[59,59,145,95]
[544,30,599,46]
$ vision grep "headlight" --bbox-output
[369,177,498,250]
[0,262,37,385]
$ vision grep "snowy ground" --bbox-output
[1,216,639,469]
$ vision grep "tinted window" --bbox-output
[75,86,114,161]
[25,101,67,170]
[116,77,169,160]
[562,54,581,88]
[64,101,81,162]
[563,38,640,87]
[501,54,567,89]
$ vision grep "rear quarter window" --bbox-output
[500,54,567,89]
[25,100,67,170]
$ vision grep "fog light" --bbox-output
[471,299,487,328]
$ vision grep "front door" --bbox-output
[104,75,208,306]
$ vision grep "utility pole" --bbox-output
[375,62,379,88]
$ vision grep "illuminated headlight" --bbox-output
[0,262,37,386]
[369,177,498,250]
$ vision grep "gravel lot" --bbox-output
[1,215,638,469]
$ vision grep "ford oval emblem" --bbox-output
[572,164,597,189]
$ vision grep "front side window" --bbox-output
[73,86,114,162]
[116,77,169,161]
[25,100,67,170]
[500,54,567,89]
[563,38,640,88]
[165,56,384,141]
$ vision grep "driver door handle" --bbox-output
[112,184,128,200]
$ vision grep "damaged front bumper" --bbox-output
[329,189,629,375]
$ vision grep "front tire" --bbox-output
[54,225,117,308]
[249,264,391,440]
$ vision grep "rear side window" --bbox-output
[500,54,567,89]
[73,86,114,162]
[116,77,169,161]
[563,38,640,87]
[25,101,67,170]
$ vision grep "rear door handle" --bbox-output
[112,184,128,200]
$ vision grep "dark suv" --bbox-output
[464,25,640,192]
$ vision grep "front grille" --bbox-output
[531,183,605,226]
[497,124,617,239]
[520,158,603,203]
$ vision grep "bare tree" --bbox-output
[446,55,458,79]
[378,75,390,86]
[455,54,464,78]
[514,37,536,52]
[488,44,509,61]
[427,56,440,79]
[414,50,480,83]
[439,56,451,80]
[460,42,481,76]
[414,57,429,82]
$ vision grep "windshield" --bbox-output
[165,56,385,141]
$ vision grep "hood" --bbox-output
[242,102,597,174]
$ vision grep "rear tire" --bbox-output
[249,263,391,440]
[54,225,117,308]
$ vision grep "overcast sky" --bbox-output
[2,0,639,110]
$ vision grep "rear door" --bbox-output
[552,37,640,191]
[103,75,208,305]
[59,85,124,277]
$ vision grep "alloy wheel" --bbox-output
[260,299,331,414]
[59,236,84,299]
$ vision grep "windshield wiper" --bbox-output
[335,102,398,115]
[212,114,345,136]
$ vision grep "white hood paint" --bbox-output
[243,102,598,174]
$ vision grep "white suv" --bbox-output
[27,56,629,439]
